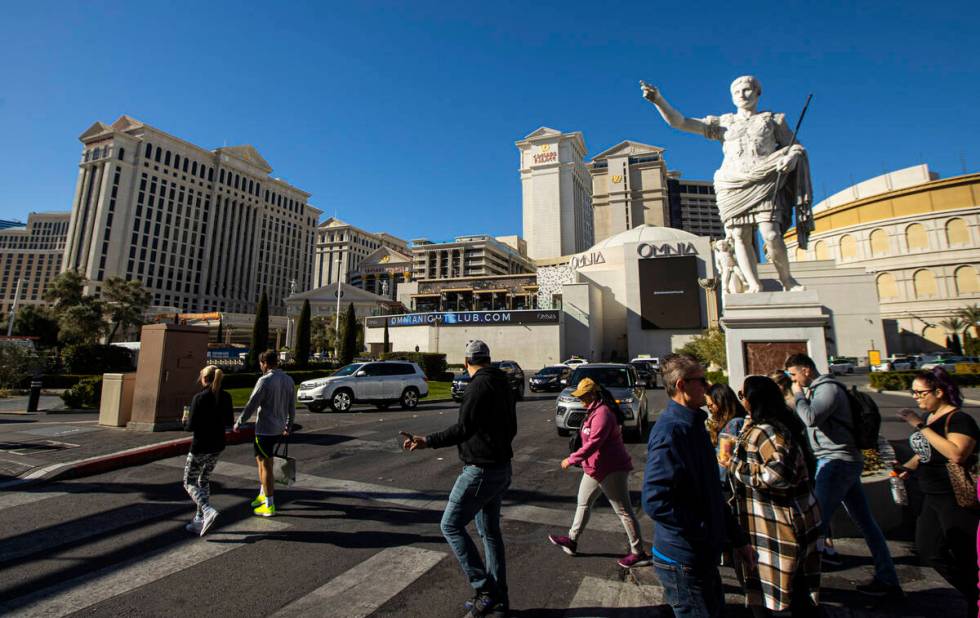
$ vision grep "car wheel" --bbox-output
[400,387,419,410]
[307,402,326,413]
[330,389,353,413]
[557,428,570,437]
[375,402,391,410]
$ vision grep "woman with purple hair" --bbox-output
[896,367,980,616]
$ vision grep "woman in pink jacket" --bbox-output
[548,377,651,568]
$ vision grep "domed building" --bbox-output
[785,166,980,353]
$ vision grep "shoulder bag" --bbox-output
[273,437,297,486]
[944,412,980,509]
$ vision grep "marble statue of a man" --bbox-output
[713,238,747,295]
[641,76,813,292]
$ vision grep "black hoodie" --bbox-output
[426,366,517,465]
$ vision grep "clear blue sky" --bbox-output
[2,2,978,242]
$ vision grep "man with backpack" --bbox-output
[785,353,902,597]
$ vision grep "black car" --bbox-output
[629,360,658,388]
[452,360,525,401]
[529,365,571,393]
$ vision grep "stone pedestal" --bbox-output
[127,324,208,432]
[720,290,829,390]
[99,373,136,427]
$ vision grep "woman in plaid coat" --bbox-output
[728,375,822,616]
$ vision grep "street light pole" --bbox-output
[334,255,343,359]
[6,278,23,336]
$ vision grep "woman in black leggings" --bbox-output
[897,368,980,616]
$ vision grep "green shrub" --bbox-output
[62,344,135,374]
[868,371,980,391]
[379,352,447,379]
[706,370,728,386]
[61,375,103,409]
[38,373,102,389]
[0,343,42,389]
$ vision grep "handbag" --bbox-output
[568,430,582,454]
[944,412,980,509]
[273,437,297,486]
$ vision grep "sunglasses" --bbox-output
[909,389,935,398]
[685,376,708,386]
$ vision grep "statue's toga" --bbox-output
[641,76,813,292]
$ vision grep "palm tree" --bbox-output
[958,303,980,338]
[939,317,967,354]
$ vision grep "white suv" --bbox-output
[297,361,429,413]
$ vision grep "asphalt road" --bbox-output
[0,377,973,617]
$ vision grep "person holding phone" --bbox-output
[401,340,517,618]
[895,367,980,616]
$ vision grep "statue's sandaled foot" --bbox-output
[745,282,762,293]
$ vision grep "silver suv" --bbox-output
[297,361,429,413]
[555,363,651,441]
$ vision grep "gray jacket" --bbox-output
[794,374,863,463]
[237,369,296,436]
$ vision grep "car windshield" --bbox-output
[630,362,651,371]
[538,366,564,375]
[332,363,363,377]
[569,366,633,388]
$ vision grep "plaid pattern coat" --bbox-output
[728,422,822,611]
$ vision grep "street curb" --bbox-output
[0,427,255,491]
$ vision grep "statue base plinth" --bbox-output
[720,290,829,390]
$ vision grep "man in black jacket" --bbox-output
[402,340,517,618]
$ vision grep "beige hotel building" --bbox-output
[312,217,409,288]
[65,115,321,314]
[0,212,71,316]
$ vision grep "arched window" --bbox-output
[913,269,938,298]
[117,147,125,161]
[173,154,180,169]
[207,167,214,182]
[923,325,945,346]
[869,228,889,257]
[876,272,898,300]
[144,143,152,158]
[956,265,979,294]
[219,169,225,184]
[905,223,929,250]
[183,158,189,173]
[191,161,198,176]
[84,150,90,162]
[249,179,254,194]
[946,218,970,246]
[814,240,830,260]
[154,147,162,163]
[234,174,240,189]
[839,234,857,260]
[164,151,171,166]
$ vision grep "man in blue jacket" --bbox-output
[643,354,755,617]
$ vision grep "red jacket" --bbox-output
[567,401,633,481]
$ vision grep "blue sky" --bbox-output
[1,1,978,241]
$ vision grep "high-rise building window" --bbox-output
[154,147,162,163]
[117,148,126,161]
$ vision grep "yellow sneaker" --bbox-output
[250,495,265,508]
[253,502,276,517]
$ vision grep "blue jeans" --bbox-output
[814,458,899,586]
[441,463,512,602]
[653,559,724,618]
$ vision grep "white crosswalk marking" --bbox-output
[271,546,446,618]
[567,575,665,612]
[0,517,290,617]
[157,457,627,533]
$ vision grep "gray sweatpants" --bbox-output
[569,470,644,554]
[183,452,219,517]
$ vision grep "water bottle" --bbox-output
[889,471,908,506]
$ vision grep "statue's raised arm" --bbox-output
[639,81,712,139]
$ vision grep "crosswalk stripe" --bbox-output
[271,546,445,618]
[0,517,290,617]
[567,575,664,612]
[156,457,627,534]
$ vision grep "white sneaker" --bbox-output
[199,508,219,536]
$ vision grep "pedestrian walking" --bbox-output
[784,353,902,596]
[234,349,295,517]
[183,365,234,536]
[729,376,822,617]
[706,382,747,484]
[643,354,756,618]
[401,340,516,618]
[895,368,980,616]
[548,377,651,568]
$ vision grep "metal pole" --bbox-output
[334,256,342,359]
[7,278,23,336]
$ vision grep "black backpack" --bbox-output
[827,380,881,450]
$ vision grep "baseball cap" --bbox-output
[464,340,490,362]
[571,377,600,398]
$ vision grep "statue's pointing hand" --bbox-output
[639,80,659,103]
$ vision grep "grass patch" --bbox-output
[226,381,452,409]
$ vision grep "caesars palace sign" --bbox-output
[569,241,698,270]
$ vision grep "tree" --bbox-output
[295,300,312,368]
[675,328,728,370]
[939,317,967,354]
[0,343,42,391]
[43,270,86,310]
[58,297,105,345]
[216,318,224,344]
[102,277,151,343]
[959,304,980,338]
[338,303,357,365]
[311,316,334,356]
[383,319,390,354]
[248,291,270,369]
[12,305,59,348]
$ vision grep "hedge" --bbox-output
[62,344,135,374]
[379,352,447,380]
[61,376,103,409]
[868,370,980,391]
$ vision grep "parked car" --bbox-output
[554,363,650,442]
[871,355,917,372]
[919,355,975,372]
[629,360,659,388]
[561,357,589,368]
[631,355,660,374]
[452,360,525,401]
[296,360,428,413]
[529,365,572,393]
[828,356,857,375]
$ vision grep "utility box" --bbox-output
[127,324,208,432]
[99,373,136,427]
